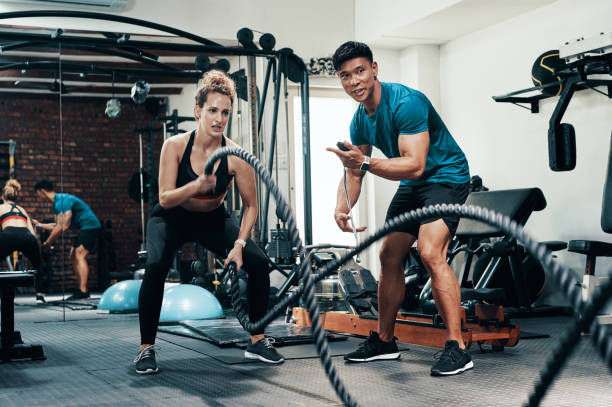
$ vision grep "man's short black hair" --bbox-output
[332,41,373,71]
[34,179,54,192]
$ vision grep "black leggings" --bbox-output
[138,204,270,344]
[0,226,41,283]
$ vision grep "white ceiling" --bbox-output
[364,0,560,49]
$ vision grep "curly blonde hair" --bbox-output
[195,69,237,109]
[2,179,21,201]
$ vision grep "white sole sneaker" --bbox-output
[345,352,401,362]
[244,351,285,364]
[135,367,159,375]
[431,360,474,376]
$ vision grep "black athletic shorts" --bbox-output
[385,182,470,237]
[73,228,100,251]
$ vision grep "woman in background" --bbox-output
[0,179,42,302]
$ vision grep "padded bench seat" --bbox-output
[542,240,568,252]
[568,239,612,276]
[0,271,35,286]
[568,240,612,257]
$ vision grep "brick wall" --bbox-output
[0,94,167,292]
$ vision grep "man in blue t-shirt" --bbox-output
[33,179,101,300]
[327,42,472,376]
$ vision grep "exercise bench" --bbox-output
[0,271,45,362]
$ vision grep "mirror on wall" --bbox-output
[52,27,252,301]
[0,26,64,314]
[0,21,286,313]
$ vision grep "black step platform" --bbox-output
[159,319,347,348]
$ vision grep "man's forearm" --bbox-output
[38,223,56,232]
[45,225,66,244]
[335,171,362,213]
[369,156,424,181]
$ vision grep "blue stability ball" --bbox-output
[98,280,142,313]
[159,284,223,322]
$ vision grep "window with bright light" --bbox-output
[293,94,358,245]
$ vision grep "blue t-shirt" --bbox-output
[53,193,101,230]
[350,82,470,186]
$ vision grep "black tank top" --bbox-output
[176,130,233,199]
[0,203,27,225]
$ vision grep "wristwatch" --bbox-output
[359,155,371,172]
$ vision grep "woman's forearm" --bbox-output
[238,204,258,241]
[158,182,199,208]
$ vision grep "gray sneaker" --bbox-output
[244,337,285,364]
[134,345,159,374]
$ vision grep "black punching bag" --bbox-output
[531,50,566,96]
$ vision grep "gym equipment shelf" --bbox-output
[492,78,612,113]
[492,48,612,171]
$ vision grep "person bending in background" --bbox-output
[134,70,283,375]
[0,179,42,302]
[327,41,472,376]
[33,179,101,300]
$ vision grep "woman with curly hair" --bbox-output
[134,70,283,374]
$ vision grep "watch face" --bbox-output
[360,156,370,171]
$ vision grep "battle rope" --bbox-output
[204,147,612,407]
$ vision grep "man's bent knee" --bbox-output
[417,244,447,271]
[74,246,89,259]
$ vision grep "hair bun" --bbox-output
[6,179,21,192]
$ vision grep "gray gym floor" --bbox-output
[1,295,611,407]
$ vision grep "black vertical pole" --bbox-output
[257,57,274,135]
[147,123,155,214]
[172,109,179,136]
[225,111,235,212]
[260,56,282,245]
[301,71,312,245]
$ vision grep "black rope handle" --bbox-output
[205,146,612,407]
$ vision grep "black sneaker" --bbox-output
[431,340,473,376]
[36,295,46,305]
[245,337,285,364]
[134,345,159,374]
[344,331,400,362]
[66,290,90,300]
